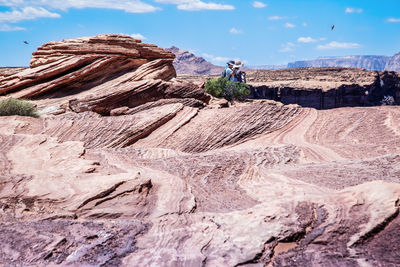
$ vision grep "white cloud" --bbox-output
[317,41,361,50]
[0,1,160,13]
[229,27,242,34]
[0,23,25,31]
[279,42,295,52]
[129,33,146,40]
[155,0,234,11]
[0,6,60,23]
[387,18,400,23]
[202,53,230,63]
[284,22,295,28]
[0,0,24,6]
[297,37,317,43]
[252,1,266,8]
[268,15,287,20]
[345,7,363,14]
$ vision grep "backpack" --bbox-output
[221,67,228,78]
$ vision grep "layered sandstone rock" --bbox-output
[0,34,212,115]
[1,104,400,266]
[0,67,26,80]
[1,36,400,267]
[30,34,174,68]
[247,67,400,108]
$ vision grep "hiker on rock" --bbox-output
[222,60,235,81]
[222,60,245,83]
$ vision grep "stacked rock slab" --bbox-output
[29,34,174,68]
[0,34,209,114]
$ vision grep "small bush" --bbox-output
[0,98,39,118]
[205,77,250,101]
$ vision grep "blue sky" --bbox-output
[1,0,399,67]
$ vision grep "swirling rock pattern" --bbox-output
[0,35,400,266]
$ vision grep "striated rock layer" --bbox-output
[0,35,400,267]
[0,34,211,116]
[248,67,400,109]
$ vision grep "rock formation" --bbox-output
[385,52,400,72]
[0,67,26,80]
[0,34,210,115]
[287,52,400,72]
[165,46,223,75]
[248,67,400,109]
[0,35,400,266]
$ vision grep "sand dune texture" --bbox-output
[0,35,399,266]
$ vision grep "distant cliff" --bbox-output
[165,46,223,75]
[288,53,400,72]
[385,52,400,71]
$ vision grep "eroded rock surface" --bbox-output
[0,35,400,266]
[247,68,400,109]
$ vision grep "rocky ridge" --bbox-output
[165,46,223,75]
[287,52,400,72]
[0,35,400,266]
[163,47,400,73]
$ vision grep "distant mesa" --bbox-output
[166,45,400,72]
[287,52,400,72]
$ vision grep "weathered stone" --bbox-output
[30,34,174,68]
[0,34,177,102]
[1,36,400,267]
[68,79,209,115]
[110,106,130,116]
[247,67,400,108]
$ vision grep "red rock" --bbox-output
[68,79,209,115]
[30,34,174,68]
[1,36,400,267]
[0,34,178,103]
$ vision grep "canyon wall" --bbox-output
[248,67,400,109]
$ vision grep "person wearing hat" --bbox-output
[222,60,236,81]
[222,60,244,82]
[233,60,244,82]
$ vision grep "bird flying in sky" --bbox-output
[23,41,29,44]
[331,25,335,31]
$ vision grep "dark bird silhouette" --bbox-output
[23,41,29,44]
[331,25,335,31]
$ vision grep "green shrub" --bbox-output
[0,98,39,118]
[205,77,250,101]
